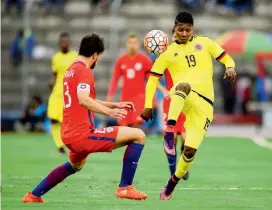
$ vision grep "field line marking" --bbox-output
[251,136,272,150]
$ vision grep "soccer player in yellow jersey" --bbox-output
[141,12,237,200]
[47,32,77,154]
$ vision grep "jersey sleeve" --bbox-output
[150,52,168,77]
[107,57,122,98]
[76,69,93,94]
[143,55,154,80]
[51,55,58,73]
[207,38,226,61]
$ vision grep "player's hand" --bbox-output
[140,108,153,122]
[163,90,171,99]
[107,96,113,102]
[108,108,128,120]
[224,68,237,82]
[116,102,136,112]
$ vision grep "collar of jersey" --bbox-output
[175,36,194,45]
[74,60,86,67]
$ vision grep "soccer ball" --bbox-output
[144,30,169,55]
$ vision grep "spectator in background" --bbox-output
[10,29,24,69]
[217,0,254,15]
[43,0,65,14]
[236,72,253,115]
[6,0,23,15]
[90,0,112,13]
[25,28,35,59]
[15,96,47,133]
[220,65,236,114]
[264,69,272,100]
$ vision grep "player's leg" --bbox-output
[114,126,148,200]
[179,131,190,180]
[47,95,65,153]
[23,142,88,203]
[50,119,65,154]
[163,99,178,176]
[176,114,190,180]
[164,82,191,155]
[160,94,213,200]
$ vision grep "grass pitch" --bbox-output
[2,133,272,210]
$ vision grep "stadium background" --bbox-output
[1,0,272,209]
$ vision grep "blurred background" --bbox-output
[1,0,272,137]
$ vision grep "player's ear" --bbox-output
[92,52,98,60]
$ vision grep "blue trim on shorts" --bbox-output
[88,110,94,125]
[89,136,116,142]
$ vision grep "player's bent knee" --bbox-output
[183,146,197,159]
[176,82,191,95]
[133,129,146,145]
[70,162,85,172]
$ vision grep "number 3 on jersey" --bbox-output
[63,82,72,108]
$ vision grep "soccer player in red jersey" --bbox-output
[23,34,148,203]
[107,33,153,127]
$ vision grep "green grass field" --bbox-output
[2,133,272,210]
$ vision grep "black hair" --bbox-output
[32,95,42,104]
[18,28,24,37]
[175,12,194,25]
[79,33,105,57]
[60,32,69,39]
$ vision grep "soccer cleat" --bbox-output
[116,185,148,200]
[23,192,45,203]
[160,187,173,200]
[57,147,66,154]
[164,132,176,156]
[182,171,190,180]
[160,176,178,200]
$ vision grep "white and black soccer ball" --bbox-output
[144,30,169,55]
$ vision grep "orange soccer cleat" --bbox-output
[116,185,148,200]
[23,192,45,203]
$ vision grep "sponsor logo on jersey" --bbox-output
[64,70,75,78]
[106,127,114,133]
[134,62,142,71]
[194,43,202,51]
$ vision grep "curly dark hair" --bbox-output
[79,33,105,57]
[175,12,194,25]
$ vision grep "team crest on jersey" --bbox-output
[134,62,142,71]
[77,83,90,92]
[80,84,87,89]
[194,43,202,51]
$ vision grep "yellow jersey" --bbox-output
[51,51,77,97]
[150,36,234,103]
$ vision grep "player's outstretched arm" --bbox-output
[77,91,127,120]
[209,38,237,82]
[96,99,136,112]
[140,75,160,122]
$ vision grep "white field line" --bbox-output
[153,187,272,191]
[251,136,272,150]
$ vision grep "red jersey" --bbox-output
[107,53,153,100]
[163,69,186,133]
[61,61,96,144]
[164,69,174,90]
